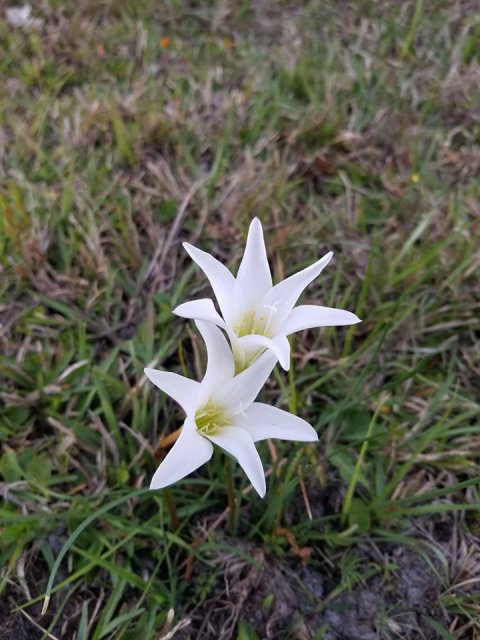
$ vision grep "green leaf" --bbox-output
[26,454,52,486]
[236,621,260,640]
[422,617,455,640]
[0,449,23,482]
[348,498,371,533]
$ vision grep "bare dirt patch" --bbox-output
[175,508,480,640]
[175,536,446,639]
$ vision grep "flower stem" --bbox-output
[164,488,179,529]
[225,457,236,534]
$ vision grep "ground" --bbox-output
[1,1,480,638]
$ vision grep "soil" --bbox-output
[0,588,44,640]
[176,536,445,640]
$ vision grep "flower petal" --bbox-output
[217,350,277,414]
[207,426,266,497]
[235,218,272,309]
[196,320,235,392]
[281,304,361,334]
[234,402,318,442]
[183,243,235,322]
[150,417,213,490]
[237,333,291,371]
[144,368,200,414]
[264,251,333,328]
[173,298,225,327]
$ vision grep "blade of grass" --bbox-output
[341,394,386,522]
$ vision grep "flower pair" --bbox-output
[145,219,360,497]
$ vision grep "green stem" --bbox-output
[225,457,236,534]
[164,487,179,529]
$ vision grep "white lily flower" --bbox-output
[145,321,317,497]
[174,218,361,371]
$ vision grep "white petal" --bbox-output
[150,417,213,489]
[282,305,361,334]
[218,350,277,414]
[183,243,235,322]
[173,298,225,327]
[196,320,235,391]
[144,368,200,414]
[234,402,318,443]
[6,6,31,26]
[237,334,291,371]
[207,426,266,497]
[235,218,272,308]
[264,252,333,327]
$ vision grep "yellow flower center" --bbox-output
[232,308,275,339]
[195,403,229,435]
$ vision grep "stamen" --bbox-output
[233,305,277,339]
[195,402,229,435]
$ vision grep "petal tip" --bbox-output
[172,301,190,317]
[253,480,266,498]
[149,477,163,490]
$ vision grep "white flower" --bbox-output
[174,218,360,371]
[5,5,41,28]
[145,321,317,497]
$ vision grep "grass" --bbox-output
[1,0,479,638]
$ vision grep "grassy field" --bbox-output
[1,1,480,638]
